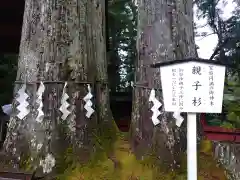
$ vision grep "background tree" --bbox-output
[196,0,240,128]
[0,54,17,106]
[196,0,240,62]
[107,0,137,92]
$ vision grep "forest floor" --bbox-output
[63,131,227,180]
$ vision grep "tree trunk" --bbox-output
[93,0,117,155]
[2,0,113,176]
[131,0,196,170]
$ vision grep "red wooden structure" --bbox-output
[0,171,33,180]
[201,113,240,142]
[110,92,132,132]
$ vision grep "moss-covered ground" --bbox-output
[57,129,227,180]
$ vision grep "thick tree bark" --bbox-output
[2,0,113,176]
[131,0,196,170]
[93,0,117,154]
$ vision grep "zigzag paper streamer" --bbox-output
[149,89,162,125]
[59,82,71,120]
[83,84,94,118]
[36,82,45,123]
[173,111,184,127]
[16,84,30,119]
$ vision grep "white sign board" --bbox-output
[160,62,225,113]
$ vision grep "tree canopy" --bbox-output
[196,0,240,128]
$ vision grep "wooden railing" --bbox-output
[201,113,240,142]
[0,171,33,180]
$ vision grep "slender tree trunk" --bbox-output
[131,0,196,170]
[2,0,113,176]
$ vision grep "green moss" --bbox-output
[95,119,119,154]
[55,120,119,178]
[56,129,227,180]
[19,154,33,172]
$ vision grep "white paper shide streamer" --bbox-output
[83,84,94,118]
[59,82,71,120]
[16,84,30,120]
[36,82,45,123]
[173,111,184,127]
[149,89,162,125]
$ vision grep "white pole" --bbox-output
[187,113,197,180]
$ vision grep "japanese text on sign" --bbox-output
[172,68,177,106]
[160,62,225,113]
[192,66,202,107]
[209,66,214,106]
[179,68,184,110]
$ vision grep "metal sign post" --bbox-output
[151,58,226,180]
